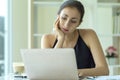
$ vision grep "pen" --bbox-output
[14,75,27,78]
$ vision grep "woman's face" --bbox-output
[59,7,81,34]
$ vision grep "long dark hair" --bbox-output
[57,0,85,22]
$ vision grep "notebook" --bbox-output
[21,48,79,80]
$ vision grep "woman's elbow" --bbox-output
[96,64,109,76]
[104,67,109,75]
[101,66,109,75]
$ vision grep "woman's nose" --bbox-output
[64,20,70,28]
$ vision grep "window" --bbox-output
[0,16,4,76]
[0,0,12,76]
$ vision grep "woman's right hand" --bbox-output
[54,17,65,41]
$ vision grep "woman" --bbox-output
[41,0,109,76]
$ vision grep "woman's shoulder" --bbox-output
[42,33,55,37]
[78,28,97,37]
[79,28,96,33]
[41,33,56,48]
[42,33,56,40]
[78,29,99,48]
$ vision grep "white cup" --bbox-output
[13,62,24,74]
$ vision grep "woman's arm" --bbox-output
[53,16,65,48]
[78,29,109,76]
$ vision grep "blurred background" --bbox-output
[0,0,120,76]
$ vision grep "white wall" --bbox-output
[98,0,118,2]
[12,0,28,62]
[79,0,97,29]
[96,6,113,54]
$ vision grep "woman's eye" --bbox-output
[71,20,77,23]
[62,17,67,20]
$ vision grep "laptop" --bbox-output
[21,48,79,80]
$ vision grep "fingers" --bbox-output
[54,16,59,25]
[54,16,60,29]
[53,17,65,40]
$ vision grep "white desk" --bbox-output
[96,75,120,80]
[0,75,120,80]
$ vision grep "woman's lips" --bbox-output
[62,28,69,32]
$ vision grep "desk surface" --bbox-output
[0,75,120,80]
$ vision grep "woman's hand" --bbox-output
[54,17,65,41]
